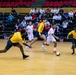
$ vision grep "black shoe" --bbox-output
[23,55,29,59]
[72,52,75,55]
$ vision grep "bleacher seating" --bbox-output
[43,0,75,7]
[0,0,36,7]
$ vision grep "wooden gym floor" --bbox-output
[0,39,76,75]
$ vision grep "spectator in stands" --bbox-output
[59,8,64,15]
[45,19,50,27]
[51,19,56,24]
[11,8,17,15]
[20,19,27,29]
[68,10,74,18]
[31,13,36,23]
[44,19,51,34]
[39,8,45,14]
[57,13,62,21]
[0,20,2,27]
[38,13,43,20]
[54,8,59,14]
[34,8,38,14]
[74,12,76,23]
[51,8,54,14]
[46,7,51,13]
[62,20,68,38]
[72,8,76,13]
[52,13,58,20]
[7,13,14,22]
[15,19,21,31]
[30,8,35,14]
[48,12,53,22]
[24,15,28,21]
[27,14,32,22]
[24,14,32,22]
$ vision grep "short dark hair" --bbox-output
[52,23,56,26]
[21,30,25,34]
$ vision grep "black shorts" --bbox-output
[72,38,76,45]
[5,40,19,50]
[34,31,44,38]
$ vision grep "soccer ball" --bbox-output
[56,52,60,56]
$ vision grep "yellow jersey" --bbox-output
[68,30,76,39]
[10,32,24,43]
[38,22,44,33]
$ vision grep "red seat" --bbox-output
[58,1,63,7]
[63,1,69,5]
[2,2,7,7]
[44,2,49,7]
[53,1,58,7]
[14,2,19,7]
[0,2,2,6]
[10,2,15,7]
[69,1,73,5]
[71,1,76,7]
[26,2,32,7]
[49,1,53,7]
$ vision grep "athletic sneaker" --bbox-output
[41,46,46,50]
[23,55,29,59]
[72,52,75,55]
[26,46,29,51]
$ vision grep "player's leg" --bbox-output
[46,37,51,46]
[53,42,57,53]
[40,34,46,50]
[71,39,76,54]
[26,34,34,51]
[71,44,75,54]
[0,40,12,53]
[15,43,29,59]
[52,37,57,53]
[40,34,46,44]
[29,37,38,46]
[26,34,34,43]
[29,31,38,46]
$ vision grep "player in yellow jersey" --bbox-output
[26,18,47,50]
[67,27,76,54]
[0,30,31,59]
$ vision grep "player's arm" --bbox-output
[19,38,32,48]
[52,34,59,40]
[6,34,13,40]
[48,31,59,40]
[23,43,32,48]
[67,31,72,39]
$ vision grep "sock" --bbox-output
[54,47,56,51]
[42,44,44,47]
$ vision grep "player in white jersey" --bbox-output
[46,23,59,53]
[26,21,34,51]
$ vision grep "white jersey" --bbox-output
[48,28,55,38]
[26,25,34,40]
[26,25,33,34]
[47,28,56,44]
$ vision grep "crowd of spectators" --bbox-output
[0,7,76,40]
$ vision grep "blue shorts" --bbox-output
[72,38,76,45]
[5,40,19,50]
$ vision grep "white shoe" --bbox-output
[26,46,29,52]
[41,46,46,50]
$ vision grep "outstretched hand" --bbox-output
[6,37,9,40]
[56,37,59,40]
[28,45,32,48]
